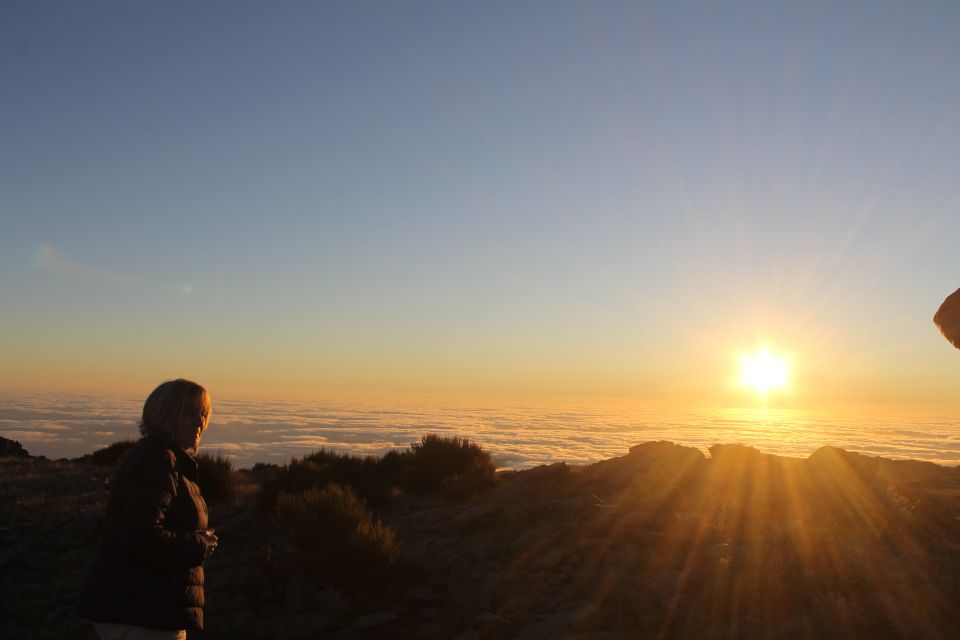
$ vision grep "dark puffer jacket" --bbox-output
[78,435,209,630]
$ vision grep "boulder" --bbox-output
[708,443,769,465]
[806,446,879,483]
[875,457,946,485]
[517,462,572,484]
[582,441,706,489]
[0,436,29,458]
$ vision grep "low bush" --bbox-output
[379,448,414,486]
[275,483,400,592]
[197,452,237,504]
[251,462,280,473]
[80,440,136,466]
[405,434,496,495]
[259,448,393,512]
[301,449,390,503]
[258,435,496,513]
[259,458,321,513]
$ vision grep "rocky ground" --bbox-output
[3,440,960,639]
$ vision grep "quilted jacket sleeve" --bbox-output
[113,447,207,570]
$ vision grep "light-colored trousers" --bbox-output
[94,622,187,640]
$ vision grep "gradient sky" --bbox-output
[3,1,959,409]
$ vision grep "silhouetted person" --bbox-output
[78,379,218,640]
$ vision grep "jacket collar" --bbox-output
[145,434,199,479]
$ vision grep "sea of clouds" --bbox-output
[2,393,959,470]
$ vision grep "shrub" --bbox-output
[259,458,322,513]
[405,434,496,495]
[81,440,136,466]
[301,449,386,501]
[275,483,400,591]
[379,448,414,486]
[197,452,237,504]
[251,462,280,473]
[258,436,496,513]
[259,448,393,513]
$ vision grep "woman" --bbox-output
[78,379,219,640]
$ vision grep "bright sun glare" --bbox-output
[739,348,790,395]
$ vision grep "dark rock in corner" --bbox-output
[0,435,30,458]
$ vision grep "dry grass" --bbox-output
[0,458,109,639]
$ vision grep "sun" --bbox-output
[739,348,789,395]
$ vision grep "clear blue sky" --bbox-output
[3,1,959,407]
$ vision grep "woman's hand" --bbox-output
[198,529,219,557]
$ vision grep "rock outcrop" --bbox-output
[0,435,29,458]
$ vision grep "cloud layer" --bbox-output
[2,393,959,470]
